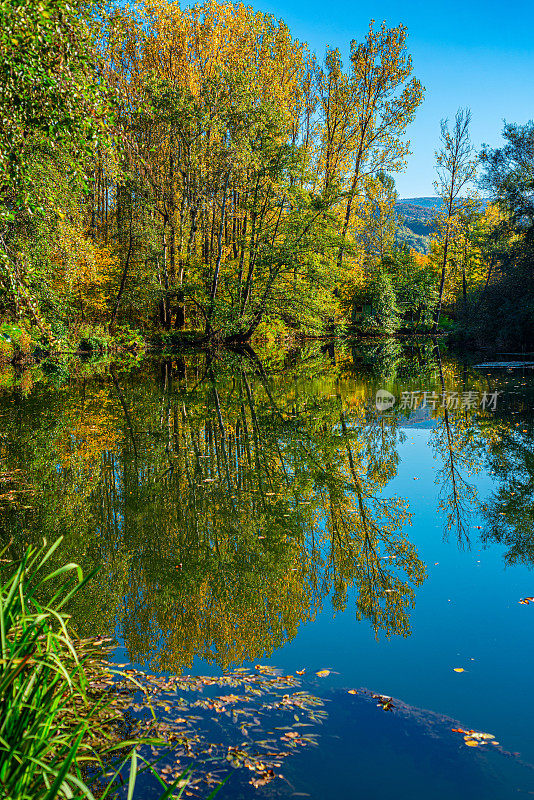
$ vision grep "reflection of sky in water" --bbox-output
[172,421,534,798]
[2,351,534,798]
[269,687,534,800]
[184,426,534,751]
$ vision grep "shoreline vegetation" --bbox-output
[0,537,205,799]
[1,0,533,356]
[0,537,329,799]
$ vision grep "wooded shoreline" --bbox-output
[2,0,533,355]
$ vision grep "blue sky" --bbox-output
[243,0,534,197]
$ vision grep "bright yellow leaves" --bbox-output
[452,728,497,748]
[97,4,425,336]
[49,230,118,322]
[138,0,311,120]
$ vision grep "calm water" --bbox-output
[1,341,534,798]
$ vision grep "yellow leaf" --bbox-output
[453,668,465,672]
[316,669,330,677]
[348,689,358,695]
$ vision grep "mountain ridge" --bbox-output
[394,197,438,253]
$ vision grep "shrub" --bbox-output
[0,337,14,363]
[0,538,194,800]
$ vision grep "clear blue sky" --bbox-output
[243,0,534,197]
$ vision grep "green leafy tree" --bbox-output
[0,0,109,335]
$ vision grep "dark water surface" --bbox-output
[2,341,534,798]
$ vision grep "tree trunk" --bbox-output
[110,202,133,332]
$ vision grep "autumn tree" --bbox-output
[465,121,534,348]
[334,22,423,272]
[383,246,437,332]
[0,0,110,337]
[0,0,425,343]
[431,108,477,333]
[101,0,336,340]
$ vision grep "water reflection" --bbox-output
[481,408,534,566]
[0,343,532,672]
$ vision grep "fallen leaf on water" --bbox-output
[372,694,394,710]
[347,689,358,695]
[315,670,330,677]
[296,669,306,675]
[453,727,496,745]
[453,668,465,673]
[519,596,534,605]
[250,769,276,788]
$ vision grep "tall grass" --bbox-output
[0,538,204,800]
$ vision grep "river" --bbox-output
[1,340,534,798]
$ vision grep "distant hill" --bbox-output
[394,197,439,253]
[394,197,489,254]
[397,197,444,211]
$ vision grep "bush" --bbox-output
[0,538,195,800]
[0,322,35,361]
[0,337,14,363]
[351,270,398,335]
[77,324,112,354]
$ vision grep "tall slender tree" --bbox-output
[432,108,477,333]
[335,22,423,271]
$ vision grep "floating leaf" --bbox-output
[315,670,330,677]
[453,668,465,672]
[372,694,394,711]
[347,689,358,695]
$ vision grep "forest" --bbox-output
[1,0,534,358]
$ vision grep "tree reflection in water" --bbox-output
[1,343,530,673]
